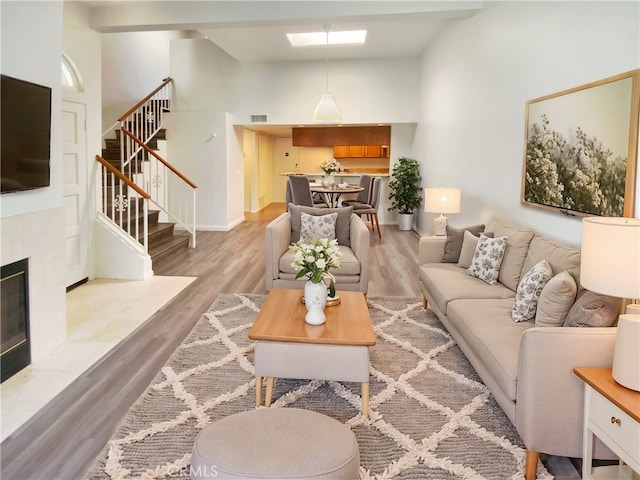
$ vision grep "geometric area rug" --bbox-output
[85,294,553,480]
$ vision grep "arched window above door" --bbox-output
[61,52,83,92]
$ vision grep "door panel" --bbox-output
[62,101,88,287]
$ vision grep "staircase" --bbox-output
[100,128,190,263]
[97,78,197,274]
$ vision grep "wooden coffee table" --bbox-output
[249,289,376,417]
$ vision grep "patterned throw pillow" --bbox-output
[300,212,338,243]
[512,259,553,323]
[466,234,508,285]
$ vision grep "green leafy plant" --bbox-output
[388,157,422,214]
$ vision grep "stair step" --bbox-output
[107,209,159,229]
[149,234,190,262]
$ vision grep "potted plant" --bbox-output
[387,157,422,230]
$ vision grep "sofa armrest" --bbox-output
[349,214,370,293]
[516,326,617,459]
[265,213,292,290]
[418,236,446,265]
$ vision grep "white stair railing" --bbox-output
[100,77,197,249]
[122,128,197,248]
[96,155,150,254]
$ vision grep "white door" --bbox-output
[62,100,89,287]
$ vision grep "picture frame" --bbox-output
[521,69,639,218]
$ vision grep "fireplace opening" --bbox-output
[1,258,31,383]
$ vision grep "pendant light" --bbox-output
[313,26,341,122]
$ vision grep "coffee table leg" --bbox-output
[265,377,275,407]
[361,382,369,418]
[256,376,263,407]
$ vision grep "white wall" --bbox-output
[414,1,640,245]
[232,57,421,125]
[0,1,67,361]
[101,30,191,132]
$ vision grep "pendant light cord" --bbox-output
[325,26,330,91]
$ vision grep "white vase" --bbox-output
[304,280,327,325]
[322,174,335,187]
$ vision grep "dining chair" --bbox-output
[342,175,372,207]
[352,177,382,238]
[287,175,326,208]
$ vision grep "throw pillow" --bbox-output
[535,271,578,327]
[512,259,553,323]
[564,290,621,327]
[289,204,353,246]
[466,234,508,285]
[300,212,338,243]
[458,230,494,269]
[442,224,486,263]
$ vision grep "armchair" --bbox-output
[265,204,370,294]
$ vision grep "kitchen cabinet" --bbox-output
[333,144,389,158]
[293,126,390,147]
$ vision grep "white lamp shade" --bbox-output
[580,217,640,300]
[424,188,461,214]
[313,93,341,122]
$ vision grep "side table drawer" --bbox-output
[589,388,640,462]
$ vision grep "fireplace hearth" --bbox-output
[1,258,31,382]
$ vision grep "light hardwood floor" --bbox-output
[0,204,578,479]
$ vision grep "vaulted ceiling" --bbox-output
[82,1,484,62]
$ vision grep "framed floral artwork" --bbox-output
[521,70,639,217]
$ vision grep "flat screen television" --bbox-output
[1,74,52,193]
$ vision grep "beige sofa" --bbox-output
[265,204,370,293]
[418,220,619,479]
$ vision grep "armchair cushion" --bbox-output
[289,204,353,246]
[279,245,361,277]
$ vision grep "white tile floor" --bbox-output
[0,275,195,442]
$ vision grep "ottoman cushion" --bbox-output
[191,408,360,479]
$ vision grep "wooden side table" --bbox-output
[574,367,640,479]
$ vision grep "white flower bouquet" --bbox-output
[289,238,343,297]
[320,157,342,175]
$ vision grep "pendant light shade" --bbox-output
[313,26,341,122]
[313,93,341,122]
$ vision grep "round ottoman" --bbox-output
[191,408,360,479]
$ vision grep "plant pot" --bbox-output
[397,213,414,231]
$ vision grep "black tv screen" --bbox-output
[1,74,52,193]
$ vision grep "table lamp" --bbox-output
[424,188,461,236]
[580,216,640,391]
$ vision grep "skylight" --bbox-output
[287,30,367,47]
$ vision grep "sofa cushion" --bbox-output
[535,271,577,327]
[442,224,486,263]
[564,290,621,327]
[447,298,533,402]
[486,221,535,292]
[300,212,337,242]
[512,259,552,323]
[467,234,508,285]
[289,204,353,246]
[521,234,581,288]
[280,245,360,277]
[458,230,494,269]
[420,263,515,314]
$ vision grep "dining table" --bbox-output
[309,182,364,208]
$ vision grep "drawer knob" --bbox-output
[611,416,621,426]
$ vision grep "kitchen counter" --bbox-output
[280,170,389,177]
